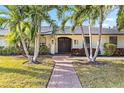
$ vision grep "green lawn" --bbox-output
[0,55,54,88]
[72,57,124,88]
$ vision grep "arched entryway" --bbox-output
[58,37,72,53]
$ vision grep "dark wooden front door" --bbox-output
[58,37,71,53]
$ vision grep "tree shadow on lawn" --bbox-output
[73,60,124,70]
[0,66,50,79]
[28,66,52,72]
[23,57,54,64]
[73,61,107,66]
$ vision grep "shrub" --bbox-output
[0,47,22,55]
[104,43,117,56]
[39,45,49,55]
[0,45,49,55]
[71,48,96,56]
[114,48,124,56]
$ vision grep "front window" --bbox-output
[74,40,78,45]
[85,37,90,45]
[84,36,90,48]
[109,36,117,45]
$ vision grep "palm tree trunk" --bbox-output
[18,24,32,63]
[88,18,93,61]
[92,8,103,62]
[32,22,41,63]
[80,24,90,61]
[27,40,30,50]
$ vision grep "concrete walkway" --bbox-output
[47,56,82,88]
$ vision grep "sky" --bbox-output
[0,5,118,28]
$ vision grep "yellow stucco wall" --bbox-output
[42,35,124,55]
[117,35,124,48]
[44,35,84,54]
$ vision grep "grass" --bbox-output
[71,57,124,88]
[0,55,55,88]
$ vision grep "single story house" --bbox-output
[1,26,124,55]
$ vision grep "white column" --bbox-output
[50,39,55,54]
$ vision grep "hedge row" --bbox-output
[114,48,124,56]
[71,48,124,56]
[1,46,124,56]
[0,45,49,55]
[0,47,23,55]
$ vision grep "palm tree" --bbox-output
[0,5,33,62]
[27,5,57,63]
[58,5,112,62]
[58,5,98,61]
[57,5,91,61]
[92,6,112,62]
[5,21,31,52]
[0,5,57,64]
[80,6,99,61]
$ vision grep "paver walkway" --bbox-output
[47,55,82,88]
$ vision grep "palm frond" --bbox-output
[61,16,71,30]
[117,5,124,31]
